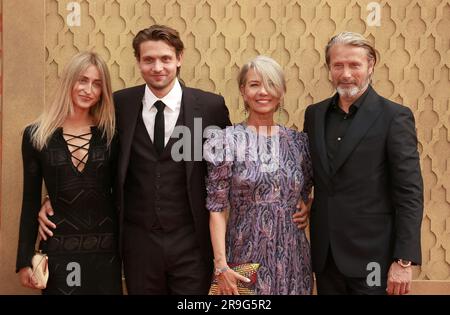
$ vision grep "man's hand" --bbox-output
[386,261,412,295]
[292,197,313,229]
[38,197,56,240]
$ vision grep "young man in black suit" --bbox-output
[113,25,230,294]
[302,32,423,295]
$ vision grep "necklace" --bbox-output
[246,123,282,198]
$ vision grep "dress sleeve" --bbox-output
[204,128,233,212]
[299,132,313,202]
[16,127,43,272]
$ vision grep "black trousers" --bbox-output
[123,222,211,294]
[315,248,387,295]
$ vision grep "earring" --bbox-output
[277,103,282,124]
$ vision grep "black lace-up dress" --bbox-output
[16,126,122,295]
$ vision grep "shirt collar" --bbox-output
[143,78,182,112]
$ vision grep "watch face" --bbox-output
[398,259,411,267]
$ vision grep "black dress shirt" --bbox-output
[325,87,371,171]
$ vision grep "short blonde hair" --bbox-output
[325,32,378,67]
[238,55,286,100]
[30,51,115,150]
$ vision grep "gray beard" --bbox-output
[336,81,370,98]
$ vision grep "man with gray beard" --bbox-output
[302,32,423,295]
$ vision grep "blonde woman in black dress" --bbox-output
[16,51,122,294]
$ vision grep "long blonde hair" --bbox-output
[30,51,115,150]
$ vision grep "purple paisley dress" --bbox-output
[204,123,313,295]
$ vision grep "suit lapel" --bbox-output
[118,85,146,185]
[331,86,382,175]
[182,87,202,183]
[314,100,332,175]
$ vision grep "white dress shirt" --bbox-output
[142,79,182,147]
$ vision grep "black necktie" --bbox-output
[154,100,165,155]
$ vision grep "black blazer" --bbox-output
[304,86,423,277]
[113,84,231,264]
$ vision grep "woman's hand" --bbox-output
[18,267,40,290]
[216,266,250,295]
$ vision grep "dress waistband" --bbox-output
[40,233,117,255]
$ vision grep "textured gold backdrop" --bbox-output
[45,0,450,280]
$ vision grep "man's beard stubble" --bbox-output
[336,76,371,99]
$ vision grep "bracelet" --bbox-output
[214,266,230,276]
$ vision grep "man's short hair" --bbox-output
[132,24,184,60]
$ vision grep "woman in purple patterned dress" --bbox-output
[204,56,313,295]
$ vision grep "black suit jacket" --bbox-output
[113,84,231,265]
[304,86,423,278]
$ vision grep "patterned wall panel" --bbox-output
[45,0,450,280]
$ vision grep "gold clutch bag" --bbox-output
[208,263,260,295]
[31,250,49,289]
